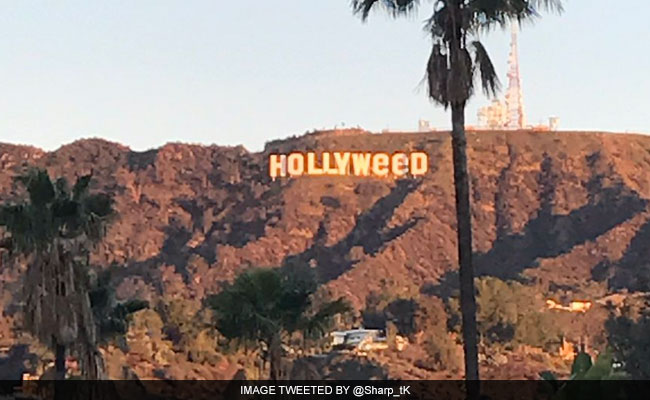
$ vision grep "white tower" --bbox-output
[505,22,526,129]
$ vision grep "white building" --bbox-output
[330,329,384,347]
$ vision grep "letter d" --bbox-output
[410,152,428,176]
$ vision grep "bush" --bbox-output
[448,277,563,347]
[423,325,461,372]
[515,312,562,348]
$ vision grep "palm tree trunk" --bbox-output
[53,335,66,380]
[269,333,282,381]
[450,103,480,398]
[53,338,70,400]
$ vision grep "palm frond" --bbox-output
[1,168,115,252]
[352,0,421,21]
[0,205,10,227]
[300,297,351,339]
[530,0,563,13]
[52,199,79,220]
[54,177,70,199]
[446,47,474,104]
[73,173,93,201]
[425,43,450,107]
[15,169,55,207]
[351,0,380,20]
[84,194,114,219]
[468,0,563,31]
[471,40,500,97]
[424,1,450,40]
[0,204,34,252]
[468,0,528,31]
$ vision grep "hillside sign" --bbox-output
[269,151,428,179]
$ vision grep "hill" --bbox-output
[2,129,650,379]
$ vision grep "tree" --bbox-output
[351,0,562,392]
[605,302,650,380]
[418,296,462,372]
[541,349,628,399]
[0,169,115,380]
[449,277,562,346]
[423,323,462,372]
[206,266,350,380]
[88,267,149,349]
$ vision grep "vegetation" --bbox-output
[362,291,442,339]
[88,267,149,348]
[0,169,114,379]
[360,290,411,331]
[205,264,350,380]
[423,323,461,372]
[541,349,628,399]
[352,0,564,390]
[157,296,221,364]
[449,277,562,347]
[420,297,462,372]
[359,291,463,372]
[605,300,650,379]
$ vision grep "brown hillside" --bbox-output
[2,131,650,307]
[2,130,650,379]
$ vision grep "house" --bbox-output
[546,299,592,313]
[330,329,383,349]
[329,328,408,354]
[569,301,592,313]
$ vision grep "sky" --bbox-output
[1,0,649,152]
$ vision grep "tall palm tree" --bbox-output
[351,0,562,393]
[0,169,115,380]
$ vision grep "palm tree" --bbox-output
[351,0,562,393]
[0,169,115,380]
[206,266,350,380]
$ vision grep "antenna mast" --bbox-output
[505,22,526,129]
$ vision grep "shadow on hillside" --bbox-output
[103,178,422,292]
[477,183,645,279]
[284,179,423,283]
[104,178,286,292]
[424,152,647,299]
[160,224,193,272]
[290,353,387,380]
[605,308,650,379]
[599,217,650,292]
[187,183,285,263]
[0,344,36,381]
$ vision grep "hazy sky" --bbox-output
[1,1,648,152]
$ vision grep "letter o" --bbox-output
[287,153,305,176]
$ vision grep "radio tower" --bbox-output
[505,22,526,129]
